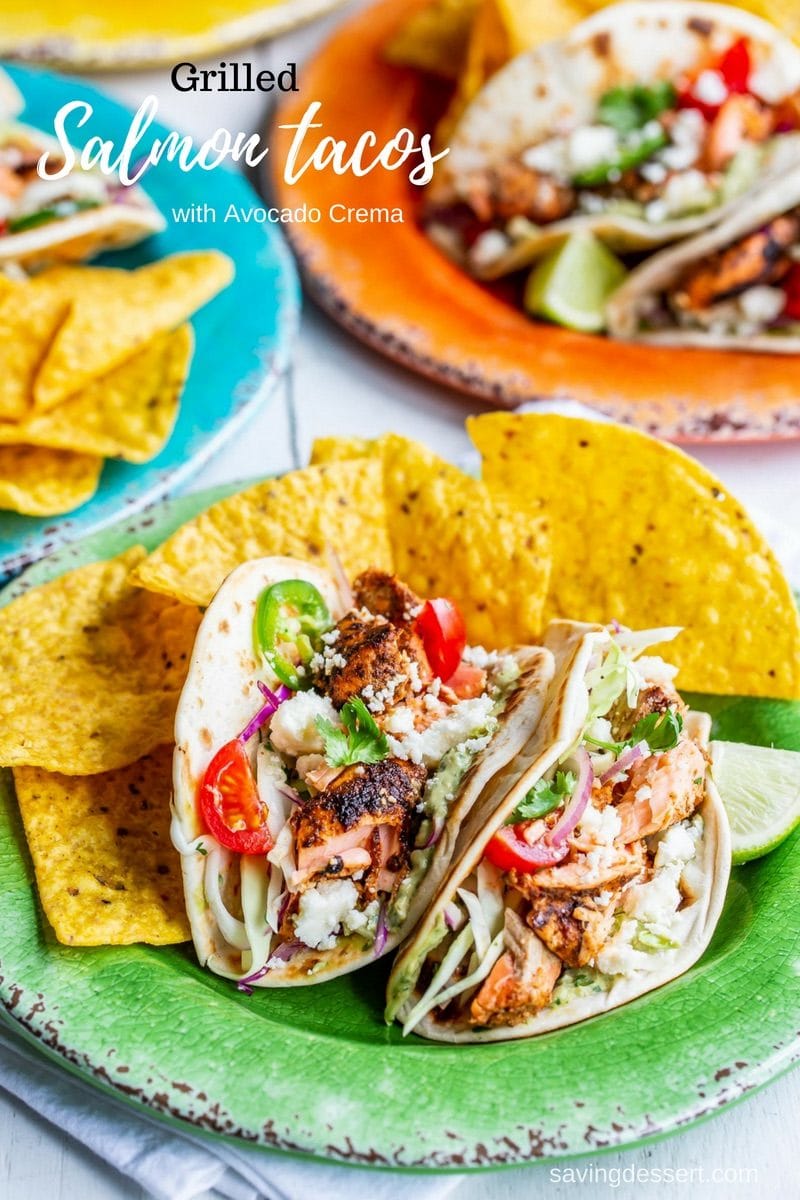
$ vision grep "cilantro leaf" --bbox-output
[506,770,576,825]
[598,81,676,133]
[629,709,683,751]
[585,708,684,756]
[316,696,390,767]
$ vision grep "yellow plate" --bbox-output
[0,0,349,71]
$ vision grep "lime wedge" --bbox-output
[710,740,800,864]
[524,230,627,332]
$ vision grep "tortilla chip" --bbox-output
[131,460,394,607]
[0,547,202,773]
[385,0,481,79]
[313,433,551,646]
[310,435,375,465]
[33,252,233,409]
[0,282,68,420]
[0,326,192,463]
[13,747,190,946]
[470,413,800,698]
[0,444,102,515]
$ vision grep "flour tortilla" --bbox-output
[387,620,731,1040]
[0,120,164,268]
[436,1,800,278]
[172,556,556,985]
[606,163,800,352]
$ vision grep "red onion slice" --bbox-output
[600,742,644,785]
[422,814,445,849]
[236,936,304,993]
[373,904,389,957]
[237,683,291,744]
[547,748,592,846]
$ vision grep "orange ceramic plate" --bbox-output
[271,0,800,443]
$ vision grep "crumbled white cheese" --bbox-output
[387,695,497,767]
[660,169,714,216]
[657,108,705,171]
[577,801,622,843]
[521,136,570,178]
[640,160,668,184]
[567,124,619,174]
[269,691,338,757]
[293,880,374,950]
[383,707,415,736]
[469,229,510,269]
[738,285,786,325]
[361,674,404,714]
[694,69,728,107]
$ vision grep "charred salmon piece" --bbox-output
[524,888,620,968]
[291,758,426,890]
[673,215,800,311]
[614,740,706,842]
[352,569,422,627]
[519,840,647,893]
[611,683,686,742]
[464,159,576,225]
[470,908,561,1027]
[322,609,430,709]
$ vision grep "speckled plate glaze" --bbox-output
[0,486,798,1169]
[0,64,300,584]
[270,0,800,445]
[0,0,349,71]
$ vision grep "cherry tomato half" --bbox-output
[719,37,752,95]
[484,823,569,873]
[783,263,800,320]
[443,662,487,699]
[198,738,273,855]
[414,598,467,680]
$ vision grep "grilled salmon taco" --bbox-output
[0,75,163,268]
[172,557,555,987]
[386,620,731,1041]
[426,1,800,280]
[606,163,800,351]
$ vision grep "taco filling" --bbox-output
[395,627,715,1036]
[175,567,530,985]
[635,211,800,336]
[428,36,800,275]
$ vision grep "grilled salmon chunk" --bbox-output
[470,909,561,1027]
[321,609,431,710]
[523,888,620,968]
[352,569,422,627]
[291,758,426,893]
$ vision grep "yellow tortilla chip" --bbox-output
[385,0,481,79]
[0,325,192,463]
[310,435,375,465]
[0,444,102,515]
[0,282,68,420]
[14,747,190,946]
[470,413,800,698]
[33,252,233,409]
[131,460,394,607]
[0,547,202,773]
[313,433,551,647]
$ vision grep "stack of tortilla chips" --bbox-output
[0,251,233,516]
[0,417,798,948]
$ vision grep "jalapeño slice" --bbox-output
[254,579,332,690]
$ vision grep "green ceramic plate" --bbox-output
[0,486,798,1169]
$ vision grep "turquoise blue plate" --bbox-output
[0,63,300,582]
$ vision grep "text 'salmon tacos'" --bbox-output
[0,70,163,268]
[606,163,800,351]
[426,1,800,280]
[172,556,555,987]
[387,620,731,1042]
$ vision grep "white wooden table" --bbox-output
[2,6,798,1196]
